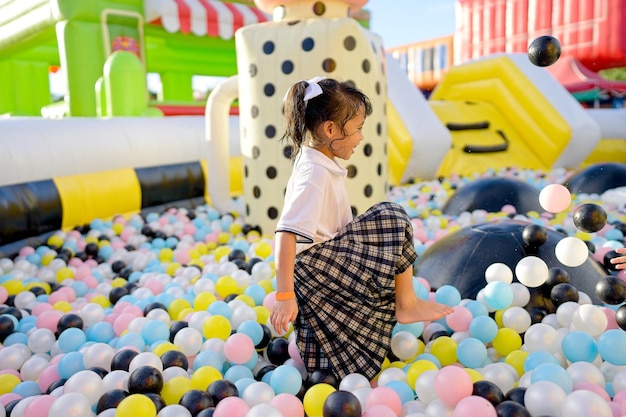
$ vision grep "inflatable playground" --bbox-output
[0,0,626,416]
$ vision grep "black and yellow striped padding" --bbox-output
[0,161,208,254]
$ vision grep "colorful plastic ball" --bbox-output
[515,256,549,287]
[561,331,598,363]
[48,392,94,417]
[270,393,304,417]
[242,381,275,407]
[160,350,188,370]
[128,365,164,394]
[524,323,559,353]
[472,380,505,407]
[269,364,303,395]
[485,262,513,284]
[223,333,255,365]
[492,328,522,356]
[203,315,232,341]
[303,383,336,417]
[482,281,514,310]
[319,390,361,417]
[571,304,607,337]
[555,237,589,267]
[96,389,130,414]
[339,373,370,393]
[561,389,613,417]
[161,376,193,405]
[57,313,84,334]
[616,304,626,331]
[550,282,579,306]
[457,337,488,368]
[213,396,249,417]
[454,394,497,417]
[57,351,86,379]
[111,349,139,372]
[434,285,461,306]
[434,365,473,407]
[495,400,531,417]
[522,224,548,248]
[389,331,419,360]
[207,379,239,405]
[266,337,290,365]
[179,389,213,415]
[531,363,573,393]
[115,393,157,417]
[573,203,607,233]
[190,366,222,391]
[469,315,498,343]
[538,183,570,213]
[528,35,562,67]
[598,329,626,365]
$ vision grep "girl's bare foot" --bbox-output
[396,297,454,324]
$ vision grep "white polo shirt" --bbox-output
[275,146,353,254]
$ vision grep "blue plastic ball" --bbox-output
[469,316,498,343]
[269,365,302,395]
[561,331,598,363]
[457,337,488,368]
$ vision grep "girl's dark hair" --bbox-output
[281,78,373,159]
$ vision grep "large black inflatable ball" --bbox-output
[322,390,362,417]
[414,220,604,303]
[442,178,541,216]
[573,203,608,233]
[564,163,626,195]
[527,35,562,67]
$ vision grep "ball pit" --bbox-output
[0,166,624,416]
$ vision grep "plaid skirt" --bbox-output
[293,201,417,380]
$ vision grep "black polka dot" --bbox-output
[244,165,249,178]
[264,83,275,97]
[246,204,250,216]
[322,58,336,72]
[252,146,260,159]
[362,59,371,73]
[370,41,377,53]
[287,20,300,26]
[346,165,357,178]
[376,122,382,136]
[249,64,257,77]
[251,105,259,118]
[281,60,294,74]
[364,184,373,198]
[363,143,372,157]
[302,37,315,51]
[268,207,278,220]
[375,81,381,95]
[377,163,382,176]
[351,206,358,217]
[344,36,356,51]
[283,146,293,159]
[265,125,276,139]
[253,186,261,198]
[313,1,325,15]
[266,166,277,179]
[262,41,275,55]
[346,80,356,88]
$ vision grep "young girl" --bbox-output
[611,247,626,270]
[269,77,453,380]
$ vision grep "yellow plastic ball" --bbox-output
[191,366,223,390]
[152,341,180,357]
[254,306,270,325]
[217,232,231,245]
[168,299,192,320]
[429,335,458,366]
[98,239,111,248]
[493,328,523,356]
[465,368,484,383]
[246,230,261,242]
[159,248,174,262]
[176,307,195,321]
[213,246,231,262]
[53,301,72,313]
[161,376,193,405]
[254,241,273,259]
[0,374,21,394]
[215,276,239,298]
[84,236,99,245]
[112,223,125,236]
[26,282,50,294]
[115,393,157,417]
[165,262,182,277]
[194,292,217,311]
[257,279,274,295]
[55,267,75,283]
[235,294,255,308]
[505,350,528,378]
[3,279,24,296]
[494,309,505,328]
[203,315,232,340]
[206,242,218,251]
[47,235,64,248]
[41,253,56,266]
[188,248,201,260]
[229,223,243,235]
[406,359,439,388]
[303,383,336,417]
[111,277,128,288]
[195,243,209,255]
[90,295,111,308]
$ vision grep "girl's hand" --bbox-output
[611,247,626,270]
[270,299,298,334]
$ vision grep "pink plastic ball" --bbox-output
[36,310,62,332]
[435,366,473,407]
[270,393,304,417]
[0,393,22,406]
[539,184,571,213]
[213,396,250,417]
[37,365,60,392]
[224,333,255,365]
[445,306,472,332]
[365,386,402,416]
[23,394,56,417]
[453,395,497,417]
[362,404,397,417]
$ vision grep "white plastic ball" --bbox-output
[555,237,589,267]
[129,352,163,373]
[242,381,275,407]
[390,331,420,361]
[515,256,549,287]
[339,373,371,392]
[485,262,513,284]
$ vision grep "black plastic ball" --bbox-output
[128,366,164,394]
[85,242,100,257]
[322,390,362,417]
[88,367,108,378]
[0,315,15,342]
[179,389,214,415]
[46,378,67,394]
[109,286,129,305]
[616,304,626,331]
[161,349,189,370]
[144,392,167,412]
[522,224,548,248]
[207,379,239,404]
[255,324,272,349]
[143,302,168,316]
[550,283,579,307]
[266,337,290,365]
[196,407,216,417]
[57,313,84,334]
[308,369,339,389]
[255,364,277,381]
[228,249,246,262]
[595,276,626,305]
[246,257,264,274]
[496,400,532,417]
[604,250,624,271]
[110,349,139,371]
[169,320,189,342]
[96,389,130,414]
[472,380,505,406]
[573,203,607,233]
[528,35,562,67]
[111,260,126,274]
[504,387,527,405]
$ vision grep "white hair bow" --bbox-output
[303,76,325,102]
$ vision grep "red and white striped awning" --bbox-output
[145,0,269,40]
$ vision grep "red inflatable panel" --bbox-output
[456,0,626,70]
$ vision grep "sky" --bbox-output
[365,0,457,48]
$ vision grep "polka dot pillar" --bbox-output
[235,0,388,233]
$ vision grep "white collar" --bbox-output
[298,146,347,176]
